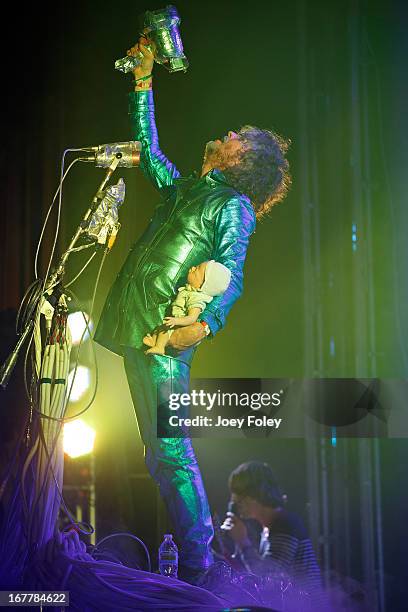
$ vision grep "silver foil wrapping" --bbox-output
[88,178,126,246]
[95,141,141,168]
[115,5,188,74]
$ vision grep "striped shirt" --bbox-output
[239,510,322,595]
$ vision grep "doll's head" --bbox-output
[187,260,231,296]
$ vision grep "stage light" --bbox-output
[68,311,94,345]
[63,419,96,458]
[67,366,91,402]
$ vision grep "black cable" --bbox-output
[62,249,106,414]
[15,279,43,334]
[92,532,152,573]
[34,154,81,281]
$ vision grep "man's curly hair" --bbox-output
[222,125,292,220]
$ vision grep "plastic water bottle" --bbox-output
[159,534,178,578]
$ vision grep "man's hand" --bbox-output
[127,34,155,80]
[167,322,206,351]
[221,513,251,548]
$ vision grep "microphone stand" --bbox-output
[0,321,34,389]
[46,154,121,290]
[0,154,121,389]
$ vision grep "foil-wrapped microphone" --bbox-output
[80,141,142,167]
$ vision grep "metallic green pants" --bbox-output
[123,346,214,571]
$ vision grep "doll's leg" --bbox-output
[145,329,170,355]
[143,331,158,347]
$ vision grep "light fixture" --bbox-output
[67,311,94,345]
[67,366,91,402]
[63,419,96,458]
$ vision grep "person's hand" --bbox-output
[127,34,154,79]
[163,316,178,328]
[221,513,250,547]
[167,322,206,351]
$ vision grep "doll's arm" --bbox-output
[163,307,202,328]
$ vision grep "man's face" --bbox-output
[203,131,246,171]
[187,261,208,289]
[231,492,258,520]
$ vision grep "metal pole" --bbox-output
[90,452,96,546]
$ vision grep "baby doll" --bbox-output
[143,259,231,355]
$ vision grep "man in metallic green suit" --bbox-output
[94,37,291,579]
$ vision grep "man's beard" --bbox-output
[203,140,221,162]
[203,141,238,171]
[205,140,219,153]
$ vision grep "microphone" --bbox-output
[79,141,142,167]
[227,501,239,516]
[220,500,240,532]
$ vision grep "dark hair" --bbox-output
[222,125,292,220]
[229,461,285,508]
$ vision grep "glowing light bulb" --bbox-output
[64,419,96,458]
[67,366,91,402]
[67,311,93,345]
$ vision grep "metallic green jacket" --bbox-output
[94,90,256,355]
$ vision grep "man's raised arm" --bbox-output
[127,36,180,191]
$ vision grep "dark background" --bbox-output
[1,1,408,609]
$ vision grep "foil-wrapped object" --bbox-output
[115,5,188,74]
[95,141,141,168]
[88,178,126,247]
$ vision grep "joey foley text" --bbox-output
[166,389,284,430]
